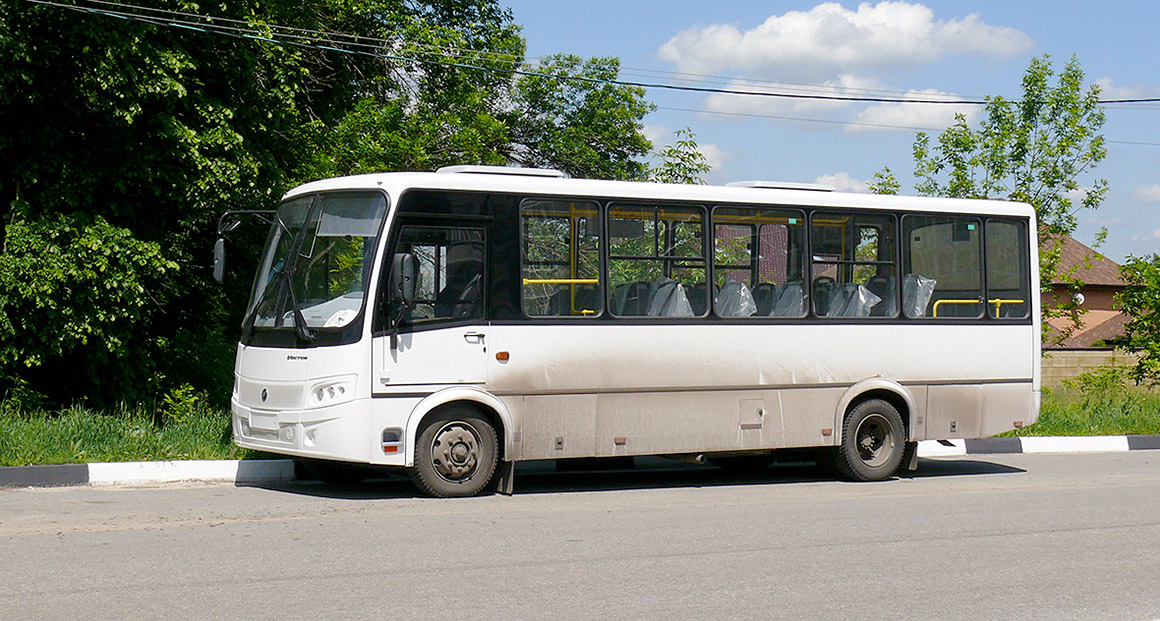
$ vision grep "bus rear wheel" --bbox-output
[409,407,498,498]
[834,399,906,482]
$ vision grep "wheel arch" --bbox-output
[833,378,916,442]
[404,387,512,467]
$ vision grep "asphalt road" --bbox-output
[2,452,1159,620]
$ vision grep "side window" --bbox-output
[986,219,1031,319]
[810,212,897,318]
[607,203,706,317]
[902,215,982,319]
[393,226,486,325]
[712,206,806,318]
[520,199,602,317]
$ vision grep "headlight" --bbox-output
[308,378,355,407]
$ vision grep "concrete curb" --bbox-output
[0,459,296,488]
[1,435,1157,488]
[915,435,1160,457]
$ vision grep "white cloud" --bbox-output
[1133,184,1160,202]
[643,124,671,148]
[657,2,1033,81]
[703,74,883,117]
[850,89,979,132]
[1095,76,1160,100]
[646,126,730,175]
[698,142,730,172]
[815,172,869,193]
[1130,229,1160,242]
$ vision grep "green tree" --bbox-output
[1117,254,1160,385]
[510,54,655,180]
[875,55,1106,343]
[650,128,712,185]
[0,0,663,407]
[867,167,900,195]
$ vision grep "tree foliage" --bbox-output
[1117,255,1160,385]
[0,0,657,407]
[909,55,1106,280]
[510,54,655,180]
[649,128,712,185]
[874,55,1107,344]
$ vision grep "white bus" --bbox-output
[225,166,1040,497]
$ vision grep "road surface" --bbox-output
[2,452,1158,619]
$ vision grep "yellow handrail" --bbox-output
[523,278,599,285]
[931,298,1026,318]
[931,299,980,317]
[990,299,1025,316]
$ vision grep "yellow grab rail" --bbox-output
[522,278,599,285]
[990,299,1025,316]
[931,298,1026,318]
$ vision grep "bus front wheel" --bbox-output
[409,407,498,498]
[834,399,906,482]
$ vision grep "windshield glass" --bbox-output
[247,191,388,331]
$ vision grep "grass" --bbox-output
[1006,365,1160,437]
[0,402,266,467]
[3,367,1159,466]
[1005,385,1160,437]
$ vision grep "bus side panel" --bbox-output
[519,394,598,460]
[488,322,1037,458]
[981,383,1037,438]
[779,388,844,448]
[926,385,982,439]
[591,390,783,457]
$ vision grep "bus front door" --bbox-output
[372,326,489,390]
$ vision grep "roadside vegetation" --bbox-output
[0,393,257,467]
[1007,365,1160,437]
[3,365,1158,467]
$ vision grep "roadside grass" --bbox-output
[3,364,1160,466]
[0,402,266,467]
[1006,365,1160,437]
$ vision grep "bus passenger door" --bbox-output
[373,326,488,388]
[372,224,489,390]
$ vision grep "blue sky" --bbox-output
[503,0,1160,262]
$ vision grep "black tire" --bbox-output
[834,398,906,482]
[709,453,775,473]
[408,407,498,498]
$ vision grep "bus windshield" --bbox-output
[247,191,387,332]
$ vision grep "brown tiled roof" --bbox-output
[1045,310,1129,348]
[1050,235,1124,287]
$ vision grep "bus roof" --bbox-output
[283,168,1036,218]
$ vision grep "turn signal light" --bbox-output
[496,351,510,362]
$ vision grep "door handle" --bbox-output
[463,331,485,344]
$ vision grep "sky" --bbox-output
[502,0,1160,263]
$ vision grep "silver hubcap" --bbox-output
[430,421,481,482]
[855,413,895,468]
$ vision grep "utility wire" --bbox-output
[657,106,1160,146]
[23,0,1160,109]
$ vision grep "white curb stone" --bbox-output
[87,460,296,485]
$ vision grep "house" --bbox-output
[1042,235,1126,348]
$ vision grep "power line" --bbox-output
[656,106,1160,146]
[23,0,1160,108]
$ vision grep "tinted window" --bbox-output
[903,215,982,319]
[520,199,602,317]
[712,206,806,318]
[810,212,897,318]
[607,203,706,317]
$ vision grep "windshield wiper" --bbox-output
[241,208,318,343]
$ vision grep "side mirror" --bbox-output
[391,252,416,306]
[213,238,226,284]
